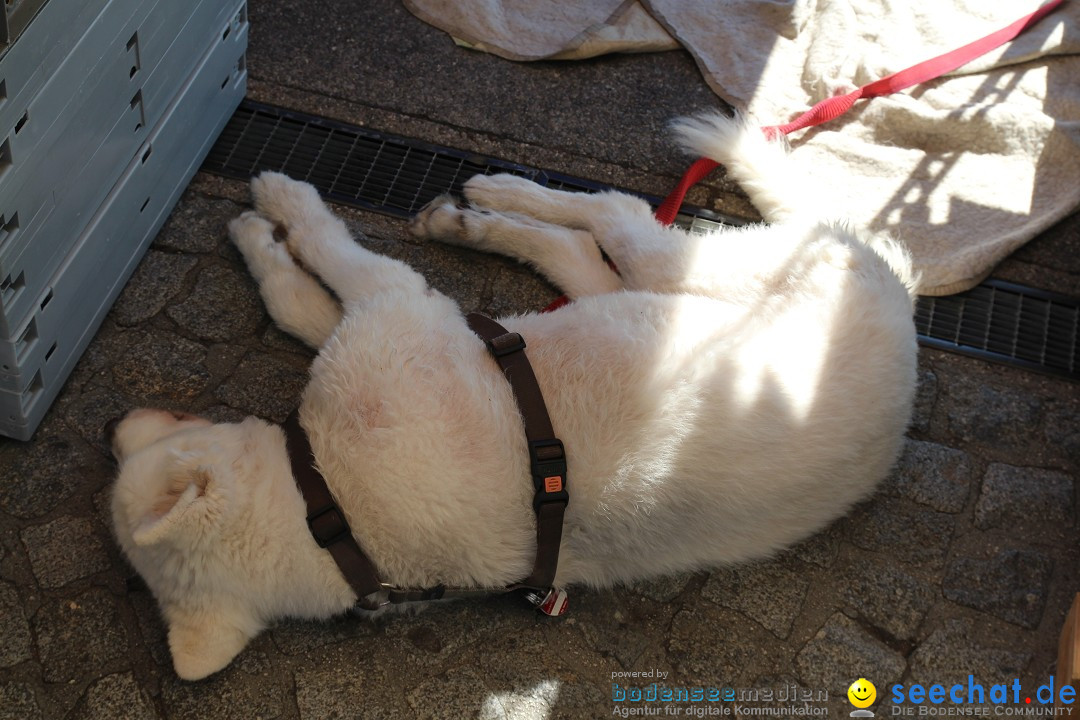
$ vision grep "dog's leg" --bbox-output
[459,175,709,294]
[409,194,623,299]
[249,172,429,305]
[462,174,660,235]
[228,211,343,348]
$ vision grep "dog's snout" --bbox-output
[104,415,123,449]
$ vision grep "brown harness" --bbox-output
[283,313,569,613]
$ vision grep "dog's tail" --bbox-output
[671,111,919,297]
[670,112,813,225]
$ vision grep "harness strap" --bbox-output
[285,315,569,610]
[466,312,569,592]
[283,410,386,610]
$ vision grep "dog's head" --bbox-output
[108,409,353,680]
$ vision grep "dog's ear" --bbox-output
[167,607,255,681]
[131,459,227,547]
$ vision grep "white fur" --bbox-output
[109,113,918,680]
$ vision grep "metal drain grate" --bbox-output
[916,280,1077,379]
[202,99,1079,381]
[201,100,742,232]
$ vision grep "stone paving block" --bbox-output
[485,262,559,317]
[841,562,935,640]
[271,615,376,657]
[473,621,611,718]
[73,672,157,720]
[476,678,563,720]
[111,330,211,401]
[382,612,483,670]
[21,516,111,588]
[153,193,235,254]
[910,368,938,436]
[396,242,497,314]
[201,404,254,424]
[794,613,906,695]
[570,588,671,671]
[34,588,128,684]
[942,549,1053,629]
[63,329,119,390]
[702,558,810,639]
[262,324,316,355]
[843,497,955,569]
[406,666,510,720]
[166,264,264,343]
[884,438,974,513]
[1043,400,1080,466]
[789,528,840,569]
[0,683,42,720]
[0,436,98,519]
[294,651,402,720]
[111,250,200,326]
[974,463,1075,530]
[162,664,287,720]
[0,582,32,668]
[60,386,135,451]
[213,351,309,422]
[910,618,1031,685]
[946,383,1042,454]
[128,589,171,669]
[629,570,696,603]
[668,603,781,685]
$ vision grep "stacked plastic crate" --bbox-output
[0,0,248,440]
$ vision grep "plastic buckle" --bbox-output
[354,583,397,611]
[529,439,568,511]
[307,505,350,548]
[525,587,569,616]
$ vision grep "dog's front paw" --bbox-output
[228,211,275,254]
[250,171,323,229]
[462,173,541,213]
[228,211,296,277]
[409,194,468,244]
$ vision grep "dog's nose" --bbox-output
[103,415,123,449]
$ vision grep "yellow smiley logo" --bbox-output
[848,678,877,708]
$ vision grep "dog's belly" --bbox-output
[510,288,917,586]
[306,280,915,590]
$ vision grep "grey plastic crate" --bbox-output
[0,0,241,339]
[0,0,109,131]
[0,3,247,439]
[1,0,50,48]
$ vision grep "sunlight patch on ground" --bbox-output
[481,679,561,719]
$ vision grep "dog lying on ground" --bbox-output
[108,113,918,680]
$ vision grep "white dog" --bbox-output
[109,114,918,680]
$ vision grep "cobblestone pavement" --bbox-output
[1,1,1078,718]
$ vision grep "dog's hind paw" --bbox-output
[462,173,542,213]
[409,194,467,243]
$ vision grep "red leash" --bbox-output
[542,0,1064,312]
